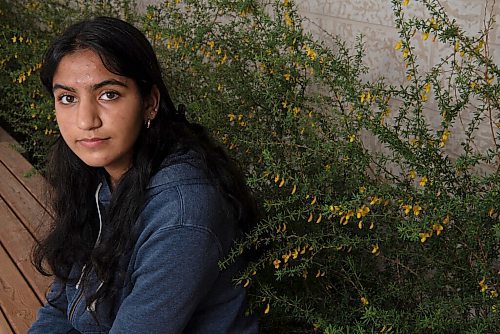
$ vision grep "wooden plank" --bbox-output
[0,309,14,334]
[0,198,51,302]
[0,143,49,211]
[0,162,51,240]
[0,127,15,143]
[0,244,41,334]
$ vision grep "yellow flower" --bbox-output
[315,214,322,224]
[402,0,410,6]
[304,45,317,61]
[359,186,366,193]
[329,205,340,213]
[310,196,317,205]
[279,178,285,187]
[291,184,297,195]
[479,278,488,293]
[475,39,484,52]
[424,82,432,93]
[409,169,417,179]
[11,36,17,43]
[283,73,291,80]
[292,106,300,114]
[228,113,236,122]
[402,204,412,215]
[412,204,422,216]
[358,221,363,229]
[291,248,299,259]
[356,205,370,218]
[340,210,354,225]
[440,129,450,147]
[282,251,291,263]
[207,40,215,49]
[361,297,369,305]
[366,91,372,102]
[422,32,429,41]
[274,174,280,183]
[403,48,409,59]
[443,215,450,225]
[17,72,26,83]
[243,279,250,288]
[419,231,432,243]
[432,223,443,236]
[371,244,380,256]
[429,18,438,29]
[284,11,293,26]
[273,259,281,269]
[307,212,313,223]
[370,196,382,205]
[264,303,270,314]
[419,176,428,187]
[394,40,402,50]
[359,92,365,103]
[220,53,228,65]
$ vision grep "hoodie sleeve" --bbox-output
[28,279,77,334]
[109,224,221,334]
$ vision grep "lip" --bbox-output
[77,137,110,148]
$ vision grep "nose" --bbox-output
[76,97,102,130]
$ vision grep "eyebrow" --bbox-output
[52,79,128,93]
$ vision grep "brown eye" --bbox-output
[58,95,76,105]
[100,91,119,101]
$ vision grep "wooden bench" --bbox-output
[0,127,52,333]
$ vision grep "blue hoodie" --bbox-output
[29,150,258,333]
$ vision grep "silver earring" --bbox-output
[146,119,151,129]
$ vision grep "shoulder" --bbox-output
[147,149,210,191]
[138,149,239,252]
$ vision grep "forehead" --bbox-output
[53,49,131,87]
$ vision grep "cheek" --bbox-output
[55,112,73,140]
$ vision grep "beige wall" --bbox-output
[295,1,498,172]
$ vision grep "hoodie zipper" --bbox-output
[69,264,88,323]
[69,183,104,323]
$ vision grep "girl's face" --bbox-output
[52,49,156,183]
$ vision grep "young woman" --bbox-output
[29,16,258,333]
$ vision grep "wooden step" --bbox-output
[0,127,52,333]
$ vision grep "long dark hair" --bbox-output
[33,16,257,312]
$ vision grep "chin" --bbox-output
[78,157,108,168]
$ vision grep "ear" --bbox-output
[144,85,160,122]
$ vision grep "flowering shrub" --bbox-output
[1,0,498,332]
